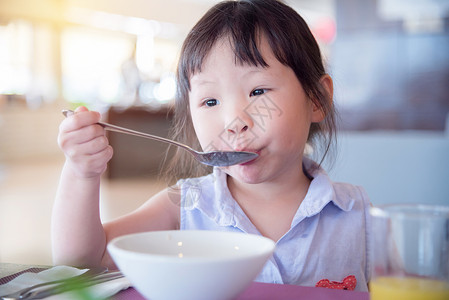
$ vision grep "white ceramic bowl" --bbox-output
[108,230,275,300]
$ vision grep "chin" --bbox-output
[224,164,266,185]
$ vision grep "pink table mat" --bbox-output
[0,268,48,285]
[112,282,369,300]
[1,267,369,300]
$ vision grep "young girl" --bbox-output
[52,0,371,292]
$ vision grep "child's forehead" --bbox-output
[189,34,274,77]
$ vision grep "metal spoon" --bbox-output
[62,110,258,167]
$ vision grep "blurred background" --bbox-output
[0,0,448,265]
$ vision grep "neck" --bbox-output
[227,164,311,205]
[226,164,312,241]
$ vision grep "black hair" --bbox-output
[164,0,336,182]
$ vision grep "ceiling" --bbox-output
[0,0,334,28]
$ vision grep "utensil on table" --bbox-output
[62,110,258,167]
[0,267,121,300]
[22,271,124,300]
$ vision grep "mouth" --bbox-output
[235,148,261,165]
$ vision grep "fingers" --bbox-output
[61,123,106,146]
[75,106,88,113]
[58,106,113,178]
[65,133,110,158]
[66,144,114,178]
[58,107,104,150]
[60,107,101,134]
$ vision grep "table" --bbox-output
[112,282,369,300]
[1,264,369,300]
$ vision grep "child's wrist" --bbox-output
[64,160,104,181]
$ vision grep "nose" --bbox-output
[227,121,249,134]
[225,105,254,135]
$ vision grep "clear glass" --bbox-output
[369,204,449,300]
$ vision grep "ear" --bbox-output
[311,74,333,123]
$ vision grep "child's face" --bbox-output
[188,36,324,184]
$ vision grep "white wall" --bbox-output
[324,131,449,206]
[0,106,63,162]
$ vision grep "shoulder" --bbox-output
[332,182,370,204]
[176,170,221,201]
[304,158,371,211]
[177,171,216,189]
[305,158,369,203]
[321,180,371,214]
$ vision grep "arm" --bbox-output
[52,106,113,267]
[101,188,181,268]
[52,106,180,268]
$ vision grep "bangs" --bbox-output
[167,0,336,181]
[178,0,290,90]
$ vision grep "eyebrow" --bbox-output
[190,77,216,87]
[191,66,268,84]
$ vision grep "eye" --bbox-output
[203,98,220,107]
[250,88,267,97]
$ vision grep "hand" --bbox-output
[58,106,113,178]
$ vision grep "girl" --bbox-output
[52,0,371,291]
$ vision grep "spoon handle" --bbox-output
[62,110,192,152]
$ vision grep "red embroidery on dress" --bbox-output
[315,275,357,290]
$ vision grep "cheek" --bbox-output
[269,109,311,144]
[190,111,222,149]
